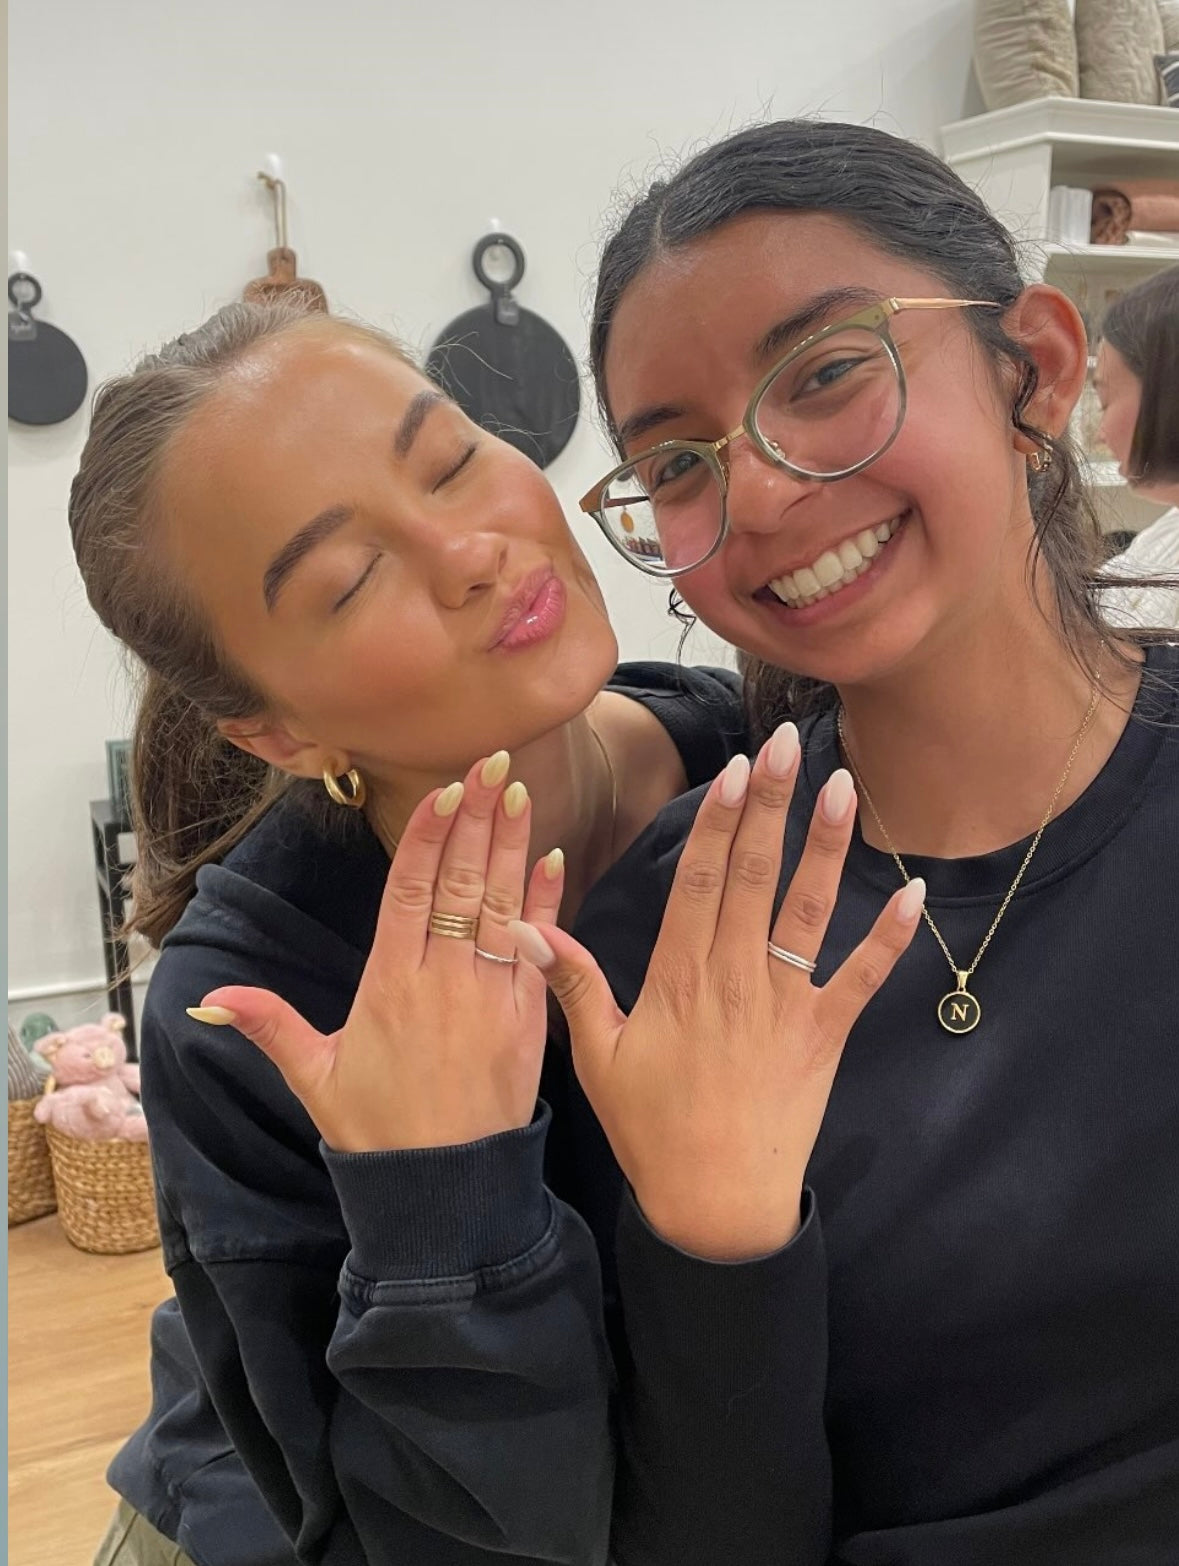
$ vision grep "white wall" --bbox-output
[8,0,981,998]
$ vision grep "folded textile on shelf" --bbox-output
[1091,181,1179,243]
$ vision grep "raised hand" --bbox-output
[510,724,924,1261]
[188,753,565,1153]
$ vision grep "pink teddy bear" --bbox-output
[33,1013,148,1142]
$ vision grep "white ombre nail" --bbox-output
[820,768,856,824]
[897,877,926,922]
[434,782,464,817]
[542,847,565,880]
[766,722,800,779]
[508,920,555,970]
[718,753,751,807]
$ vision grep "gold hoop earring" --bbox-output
[1028,446,1054,474]
[323,766,367,808]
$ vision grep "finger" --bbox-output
[428,750,513,961]
[513,848,566,1004]
[648,753,752,969]
[186,985,332,1102]
[370,782,466,964]
[810,878,925,1061]
[506,920,626,1087]
[767,767,858,976]
[474,780,533,960]
[712,722,800,958]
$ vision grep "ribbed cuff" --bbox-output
[616,1186,825,1388]
[324,1103,553,1285]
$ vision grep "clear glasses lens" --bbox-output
[596,329,904,574]
[597,446,724,574]
[753,328,902,478]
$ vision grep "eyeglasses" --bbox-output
[579,296,1002,579]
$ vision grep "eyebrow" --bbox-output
[263,504,355,611]
[613,286,878,450]
[262,392,450,611]
[394,388,447,457]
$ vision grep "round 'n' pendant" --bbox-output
[937,984,981,1035]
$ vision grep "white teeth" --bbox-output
[765,512,907,610]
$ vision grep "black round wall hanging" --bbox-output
[426,234,580,469]
[8,273,88,426]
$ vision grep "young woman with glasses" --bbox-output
[188,122,1176,1563]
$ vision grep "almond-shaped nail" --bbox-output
[820,767,856,824]
[434,781,464,817]
[480,750,511,788]
[507,919,555,970]
[718,752,751,807]
[766,721,800,779]
[542,846,565,880]
[503,780,529,819]
[897,877,926,922]
[186,1006,236,1026]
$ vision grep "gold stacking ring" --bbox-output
[428,912,480,941]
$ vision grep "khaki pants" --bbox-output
[94,1500,197,1566]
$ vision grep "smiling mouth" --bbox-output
[758,511,910,609]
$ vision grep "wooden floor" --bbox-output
[8,1215,172,1565]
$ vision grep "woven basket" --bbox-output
[44,1125,159,1253]
[8,1099,57,1226]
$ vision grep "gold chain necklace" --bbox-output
[587,718,619,863]
[836,687,1101,1034]
[372,724,619,870]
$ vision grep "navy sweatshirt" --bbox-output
[112,647,1179,1564]
[110,663,746,1566]
[565,642,1179,1565]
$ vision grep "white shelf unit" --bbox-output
[941,99,1178,535]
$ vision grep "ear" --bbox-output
[1003,285,1088,448]
[217,717,340,783]
[35,1034,63,1062]
[102,1013,127,1033]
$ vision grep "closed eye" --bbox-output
[332,554,380,612]
[433,442,477,491]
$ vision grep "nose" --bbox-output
[721,434,821,540]
[427,527,509,611]
[93,1046,114,1071]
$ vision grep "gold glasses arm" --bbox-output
[885,297,1004,315]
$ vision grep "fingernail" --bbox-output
[503,780,529,819]
[508,919,555,970]
[542,846,565,880]
[186,1006,236,1026]
[434,781,464,817]
[718,752,751,807]
[821,768,856,824]
[766,721,800,779]
[897,877,926,922]
[481,750,510,788]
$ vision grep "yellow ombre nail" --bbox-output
[543,847,565,880]
[481,750,510,788]
[503,781,529,819]
[186,1006,237,1026]
[434,782,464,817]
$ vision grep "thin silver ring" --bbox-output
[475,947,520,966]
[767,942,817,975]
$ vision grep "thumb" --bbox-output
[187,986,332,1095]
[507,921,625,1069]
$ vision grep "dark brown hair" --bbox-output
[589,120,1172,740]
[1100,265,1179,486]
[69,298,413,946]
